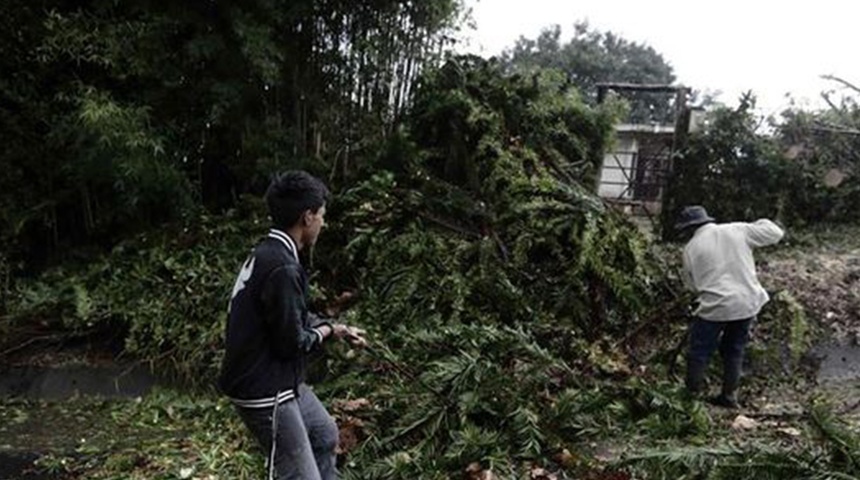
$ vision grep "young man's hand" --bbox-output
[344,326,368,348]
[330,324,368,348]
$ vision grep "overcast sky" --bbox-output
[458,0,859,117]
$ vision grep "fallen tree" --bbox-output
[7,58,859,480]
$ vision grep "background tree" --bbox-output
[660,90,860,239]
[774,75,860,223]
[502,22,677,123]
[0,0,464,274]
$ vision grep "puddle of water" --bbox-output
[0,363,159,478]
[0,395,179,479]
[0,364,155,399]
[814,344,860,384]
[0,451,48,480]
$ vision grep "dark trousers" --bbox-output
[236,384,339,480]
[686,317,753,398]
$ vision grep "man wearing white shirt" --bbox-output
[676,205,784,408]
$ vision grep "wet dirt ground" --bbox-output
[0,347,157,479]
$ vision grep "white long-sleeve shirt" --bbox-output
[682,219,784,321]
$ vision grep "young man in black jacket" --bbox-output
[219,171,366,480]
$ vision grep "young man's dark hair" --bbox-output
[265,171,330,230]
[220,170,365,480]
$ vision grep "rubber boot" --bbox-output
[713,366,741,409]
[685,360,707,399]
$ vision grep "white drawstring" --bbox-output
[268,392,280,480]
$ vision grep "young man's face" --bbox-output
[304,204,326,246]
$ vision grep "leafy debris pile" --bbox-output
[5,58,860,479]
[759,230,860,344]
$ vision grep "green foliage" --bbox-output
[810,399,860,473]
[776,104,860,223]
[1,0,465,271]
[8,207,266,381]
[5,55,679,478]
[318,326,712,477]
[749,290,813,377]
[302,57,686,477]
[48,388,855,480]
[74,86,193,225]
[661,95,786,237]
[503,22,676,123]
[338,324,570,475]
[623,445,739,480]
[623,400,860,480]
[549,381,710,442]
[336,57,660,338]
[662,93,860,238]
[5,3,860,479]
[24,391,262,479]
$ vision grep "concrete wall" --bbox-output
[598,136,637,199]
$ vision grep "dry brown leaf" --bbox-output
[778,426,802,437]
[336,416,366,455]
[332,398,371,413]
[553,448,577,468]
[323,291,357,317]
[465,462,495,480]
[731,414,759,430]
[823,168,847,188]
[530,466,558,480]
[784,144,804,160]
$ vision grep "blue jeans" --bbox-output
[236,384,339,480]
[686,317,753,398]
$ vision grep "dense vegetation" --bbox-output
[6,54,678,477]
[661,93,860,239]
[2,3,860,479]
[0,0,463,278]
[502,22,676,123]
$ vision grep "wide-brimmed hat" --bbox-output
[674,205,715,230]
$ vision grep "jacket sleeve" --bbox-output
[743,219,785,248]
[260,265,327,360]
[308,311,332,330]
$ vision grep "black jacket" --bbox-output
[218,229,329,407]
